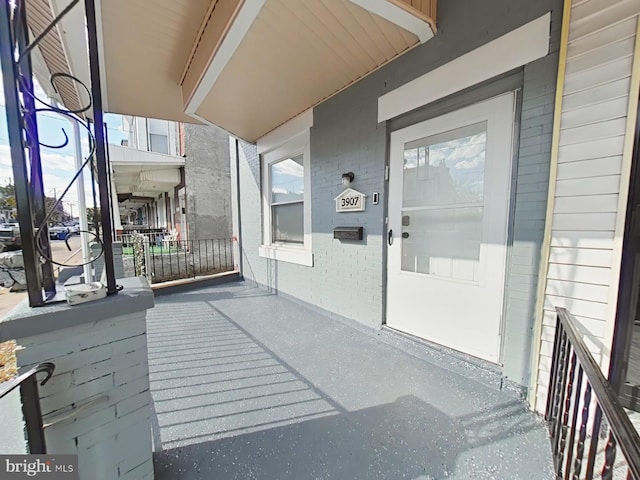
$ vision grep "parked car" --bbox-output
[64,222,80,235]
[0,223,21,251]
[49,224,70,240]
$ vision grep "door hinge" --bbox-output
[385,165,389,181]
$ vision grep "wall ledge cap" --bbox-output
[0,276,154,341]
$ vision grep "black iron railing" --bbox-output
[0,363,55,454]
[123,237,235,284]
[0,0,117,306]
[546,307,640,479]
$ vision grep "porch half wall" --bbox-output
[534,0,640,412]
[235,0,562,390]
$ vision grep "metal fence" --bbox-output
[546,307,640,479]
[122,237,235,284]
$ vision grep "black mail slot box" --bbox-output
[333,226,363,241]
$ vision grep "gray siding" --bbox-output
[237,0,563,387]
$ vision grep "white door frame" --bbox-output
[385,92,516,363]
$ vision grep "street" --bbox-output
[0,235,85,317]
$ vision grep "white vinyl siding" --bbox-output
[536,0,640,412]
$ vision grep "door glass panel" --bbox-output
[401,122,487,281]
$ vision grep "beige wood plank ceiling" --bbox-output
[25,0,82,113]
[196,0,426,141]
[99,0,212,123]
[29,0,436,139]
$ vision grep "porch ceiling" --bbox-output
[99,0,212,124]
[113,164,181,197]
[98,0,436,141]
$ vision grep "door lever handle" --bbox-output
[388,229,393,246]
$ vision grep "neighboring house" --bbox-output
[111,117,232,242]
[114,116,185,237]
[23,0,640,418]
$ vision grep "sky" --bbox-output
[0,70,128,218]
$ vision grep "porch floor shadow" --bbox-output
[148,281,553,480]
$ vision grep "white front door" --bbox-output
[386,93,515,363]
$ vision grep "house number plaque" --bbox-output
[334,188,367,212]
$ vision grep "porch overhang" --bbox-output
[110,144,184,201]
[98,0,437,141]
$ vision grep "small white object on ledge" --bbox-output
[65,282,107,306]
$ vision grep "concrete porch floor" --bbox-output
[148,281,553,480]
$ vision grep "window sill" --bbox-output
[258,245,313,267]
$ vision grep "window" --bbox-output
[259,129,312,266]
[148,119,169,154]
[271,156,304,244]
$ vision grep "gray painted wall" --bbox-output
[237,0,562,388]
[184,124,232,241]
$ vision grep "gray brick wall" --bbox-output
[501,7,562,386]
[15,311,154,480]
[237,0,563,386]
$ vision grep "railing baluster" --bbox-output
[572,379,590,480]
[584,403,603,479]
[547,316,563,421]
[601,429,617,480]
[218,239,222,268]
[184,239,188,278]
[224,237,228,268]
[557,349,577,477]
[149,240,155,281]
[206,238,209,273]
[553,330,570,464]
[176,241,179,277]
[169,240,173,279]
[161,238,165,281]
[198,240,202,276]
[564,359,582,480]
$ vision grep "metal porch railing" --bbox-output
[0,363,55,454]
[123,237,235,284]
[546,307,640,479]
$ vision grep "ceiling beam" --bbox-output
[183,0,266,116]
[348,0,435,43]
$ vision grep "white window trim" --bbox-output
[259,129,313,267]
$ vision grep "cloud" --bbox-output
[272,158,304,178]
[0,144,75,172]
[428,133,486,169]
[41,151,77,172]
[0,143,95,207]
[455,158,481,170]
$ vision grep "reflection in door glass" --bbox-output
[401,122,487,281]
